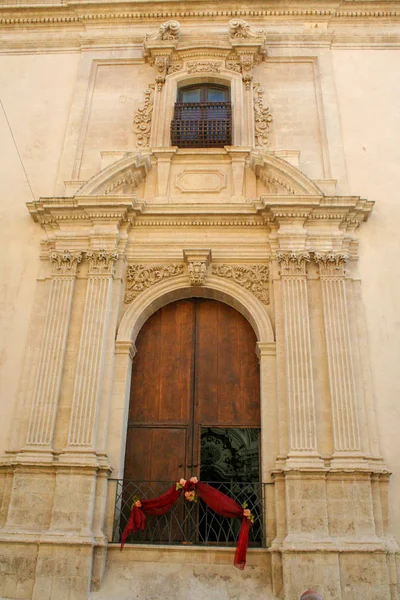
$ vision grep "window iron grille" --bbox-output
[112,480,266,547]
[171,102,232,148]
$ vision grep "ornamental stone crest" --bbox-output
[125,263,184,303]
[253,85,273,147]
[212,264,269,304]
[184,249,212,286]
[133,85,155,147]
[277,252,310,276]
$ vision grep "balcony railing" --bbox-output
[170,101,232,148]
[112,480,266,547]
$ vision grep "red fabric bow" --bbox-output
[121,480,252,569]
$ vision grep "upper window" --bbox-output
[171,84,232,148]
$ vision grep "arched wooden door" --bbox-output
[124,298,261,483]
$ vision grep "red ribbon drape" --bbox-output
[196,482,250,569]
[121,481,252,569]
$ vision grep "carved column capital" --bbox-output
[277,251,311,276]
[86,250,118,276]
[183,249,212,286]
[314,252,348,277]
[49,250,83,277]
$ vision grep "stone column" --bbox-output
[314,253,361,458]
[65,249,118,455]
[25,250,82,453]
[277,251,321,465]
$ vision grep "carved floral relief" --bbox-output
[125,263,184,303]
[133,85,155,147]
[212,264,269,304]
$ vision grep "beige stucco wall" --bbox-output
[0,53,79,456]
[0,19,400,598]
[332,48,400,541]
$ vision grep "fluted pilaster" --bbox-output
[277,252,318,458]
[315,253,361,453]
[67,250,118,449]
[26,251,82,448]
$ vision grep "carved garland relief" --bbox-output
[133,84,155,148]
[124,261,270,305]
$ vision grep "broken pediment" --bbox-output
[76,151,152,197]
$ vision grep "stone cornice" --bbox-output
[2,1,400,25]
[27,196,144,228]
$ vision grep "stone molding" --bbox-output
[212,263,269,304]
[125,263,184,303]
[3,7,400,31]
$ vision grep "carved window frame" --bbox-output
[150,68,252,148]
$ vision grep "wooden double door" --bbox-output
[124,298,261,483]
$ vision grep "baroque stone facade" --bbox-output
[1,2,400,600]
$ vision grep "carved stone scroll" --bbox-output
[228,19,264,39]
[125,263,184,303]
[253,85,273,147]
[133,85,155,148]
[145,20,181,42]
[212,264,269,304]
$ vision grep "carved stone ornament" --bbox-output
[314,252,348,276]
[86,249,118,275]
[253,85,273,147]
[183,249,212,286]
[187,262,207,286]
[212,264,269,305]
[277,252,310,276]
[125,263,184,303]
[49,250,83,276]
[167,63,183,75]
[133,85,155,148]
[187,61,221,74]
[228,19,264,39]
[154,56,169,90]
[145,20,181,42]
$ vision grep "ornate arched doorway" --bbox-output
[124,298,261,484]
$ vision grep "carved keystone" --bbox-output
[183,249,212,286]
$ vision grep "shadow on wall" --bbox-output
[301,593,323,600]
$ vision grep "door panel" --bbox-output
[128,300,194,425]
[195,300,260,427]
[125,428,187,482]
[124,298,260,483]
